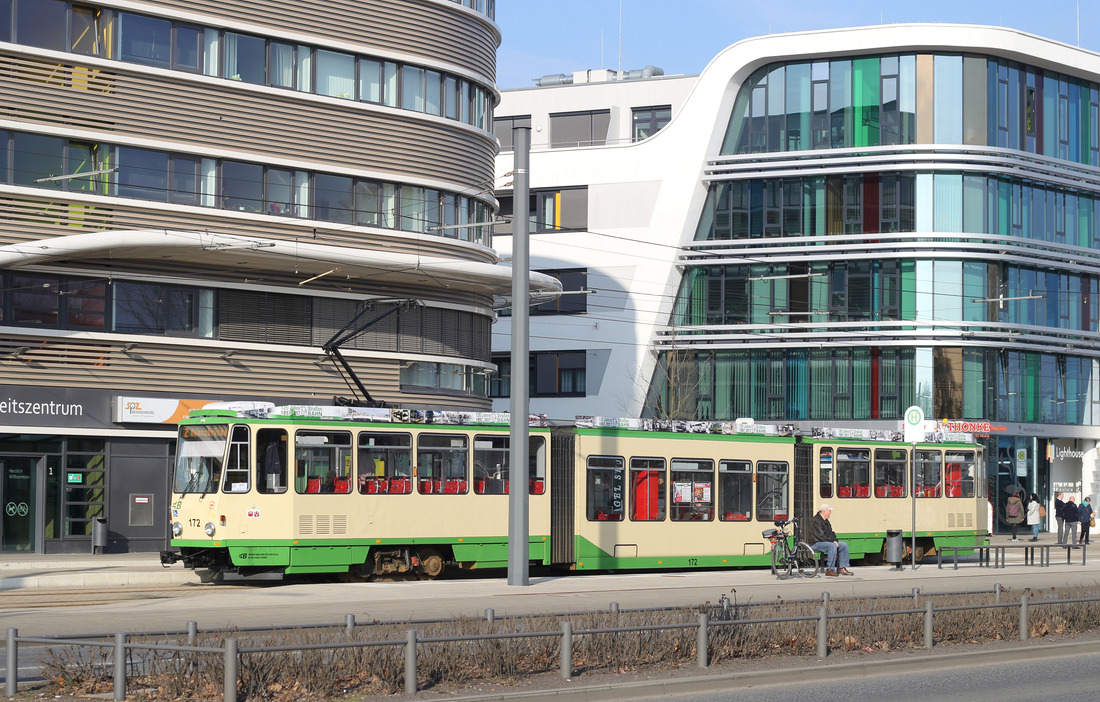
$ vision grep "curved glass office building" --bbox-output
[0,0,553,553]
[493,25,1100,532]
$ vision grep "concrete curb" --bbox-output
[0,569,202,590]
[443,638,1100,701]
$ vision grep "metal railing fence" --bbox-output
[6,586,1099,701]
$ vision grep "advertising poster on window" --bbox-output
[673,481,692,504]
[694,482,712,503]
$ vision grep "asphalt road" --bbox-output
[659,649,1100,702]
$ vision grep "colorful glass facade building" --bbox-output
[493,25,1100,530]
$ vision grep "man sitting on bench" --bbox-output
[809,503,853,576]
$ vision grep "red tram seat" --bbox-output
[391,478,411,494]
[475,478,485,493]
[855,484,870,498]
[838,486,852,498]
[334,477,351,493]
[889,486,905,497]
[875,485,888,498]
[531,478,545,495]
[364,479,379,494]
[418,479,434,494]
[306,478,321,493]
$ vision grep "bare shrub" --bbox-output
[36,585,1100,701]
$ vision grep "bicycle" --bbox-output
[762,517,819,579]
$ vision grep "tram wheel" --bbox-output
[419,548,445,579]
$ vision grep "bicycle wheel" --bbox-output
[771,541,793,580]
[795,542,819,577]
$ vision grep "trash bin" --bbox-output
[91,517,108,554]
[885,529,904,564]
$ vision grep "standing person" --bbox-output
[1026,493,1042,541]
[1063,496,1080,546]
[1005,490,1025,542]
[1055,492,1066,543]
[808,504,853,577]
[1078,497,1093,545]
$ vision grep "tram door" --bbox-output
[1,456,42,552]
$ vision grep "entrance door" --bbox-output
[1,456,40,552]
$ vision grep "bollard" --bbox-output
[560,621,572,680]
[224,638,238,702]
[113,633,126,702]
[485,608,495,626]
[405,629,417,695]
[924,602,934,649]
[995,583,1001,605]
[821,591,830,605]
[696,613,708,668]
[5,628,16,697]
[187,620,198,646]
[346,614,356,634]
[816,606,827,659]
[1019,595,1029,641]
[610,601,619,616]
[912,586,920,603]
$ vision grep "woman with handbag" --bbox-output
[1079,497,1094,545]
[1026,493,1042,541]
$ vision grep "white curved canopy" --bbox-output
[0,229,562,300]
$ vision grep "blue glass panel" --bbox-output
[933,55,962,144]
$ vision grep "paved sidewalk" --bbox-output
[0,535,1090,592]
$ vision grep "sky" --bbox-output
[495,0,1100,89]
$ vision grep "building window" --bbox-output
[549,110,611,148]
[632,105,671,141]
[533,269,587,315]
[488,351,587,398]
[534,351,586,396]
[494,115,532,151]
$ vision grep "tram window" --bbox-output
[836,448,870,498]
[873,449,907,498]
[472,435,546,495]
[914,450,942,497]
[945,450,977,498]
[295,430,352,494]
[174,424,227,494]
[718,460,751,521]
[819,447,833,498]
[256,428,288,494]
[223,425,250,493]
[671,458,714,521]
[587,455,624,521]
[756,461,789,521]
[357,432,412,494]
[418,434,468,494]
[630,457,665,521]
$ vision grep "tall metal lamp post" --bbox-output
[508,127,532,586]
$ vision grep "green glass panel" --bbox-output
[852,58,879,147]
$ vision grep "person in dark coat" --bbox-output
[1064,496,1080,545]
[1079,497,1094,545]
[1004,490,1025,542]
[808,504,852,577]
[1055,492,1066,543]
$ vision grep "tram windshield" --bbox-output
[174,424,228,493]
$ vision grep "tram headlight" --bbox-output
[171,521,182,537]
[204,522,216,537]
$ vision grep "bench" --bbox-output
[938,543,1086,569]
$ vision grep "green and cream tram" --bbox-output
[162,405,987,580]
